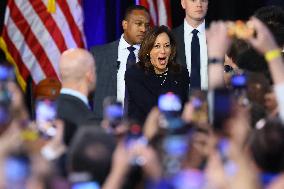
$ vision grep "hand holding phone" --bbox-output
[103,97,123,129]
[35,99,57,137]
[158,92,185,131]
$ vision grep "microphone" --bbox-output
[117,61,120,70]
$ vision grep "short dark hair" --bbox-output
[254,5,284,25]
[254,6,284,47]
[250,118,284,173]
[227,39,250,63]
[123,5,149,21]
[138,25,180,73]
[67,126,116,185]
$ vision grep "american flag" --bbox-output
[0,0,85,90]
[137,0,172,28]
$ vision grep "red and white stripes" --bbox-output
[0,0,85,90]
[137,0,172,28]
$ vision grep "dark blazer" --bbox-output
[90,39,120,122]
[56,93,97,145]
[172,23,209,65]
[125,64,190,124]
[172,24,187,67]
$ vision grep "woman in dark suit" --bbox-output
[125,25,190,124]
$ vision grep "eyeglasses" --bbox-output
[224,65,234,73]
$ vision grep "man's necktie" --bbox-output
[124,46,136,116]
[191,29,201,89]
[126,46,136,69]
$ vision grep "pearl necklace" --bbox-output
[156,68,168,86]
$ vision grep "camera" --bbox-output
[72,181,100,189]
[35,99,57,137]
[190,90,208,124]
[70,172,101,189]
[158,93,191,176]
[124,123,144,147]
[0,65,13,126]
[162,133,189,175]
[0,86,11,126]
[231,73,250,106]
[231,73,247,89]
[158,92,182,115]
[209,88,233,131]
[0,65,14,82]
[158,92,184,131]
[103,97,123,129]
[5,153,30,187]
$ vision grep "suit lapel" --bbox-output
[175,24,187,67]
[107,40,120,96]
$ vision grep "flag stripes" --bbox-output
[0,0,85,90]
[138,0,172,28]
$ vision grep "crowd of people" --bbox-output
[0,1,284,189]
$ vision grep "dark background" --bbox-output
[0,0,283,61]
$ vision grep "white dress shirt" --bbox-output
[117,34,140,105]
[184,19,208,90]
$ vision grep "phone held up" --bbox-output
[35,99,57,138]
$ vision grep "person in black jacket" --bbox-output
[56,48,97,145]
[125,25,190,124]
[90,5,150,122]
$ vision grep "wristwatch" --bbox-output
[208,58,224,64]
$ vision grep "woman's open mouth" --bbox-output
[158,57,167,65]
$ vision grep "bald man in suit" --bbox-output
[56,48,97,145]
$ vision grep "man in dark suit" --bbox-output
[172,0,209,90]
[56,48,97,145]
[91,5,150,122]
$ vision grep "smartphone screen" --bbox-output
[72,182,100,189]
[158,93,184,131]
[158,92,182,114]
[0,65,14,81]
[211,89,232,130]
[35,99,57,137]
[103,97,123,129]
[162,134,189,176]
[0,82,11,126]
[5,154,30,189]
[231,73,247,89]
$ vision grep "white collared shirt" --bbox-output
[60,88,89,107]
[184,19,208,90]
[274,83,284,123]
[117,34,140,105]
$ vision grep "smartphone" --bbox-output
[5,154,30,188]
[35,99,57,137]
[158,93,185,131]
[210,88,233,131]
[162,133,190,176]
[125,123,143,148]
[103,97,123,129]
[72,182,100,189]
[231,73,247,89]
[0,82,11,126]
[0,65,14,81]
[104,102,123,128]
[0,106,10,126]
[190,90,208,123]
[158,92,182,115]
